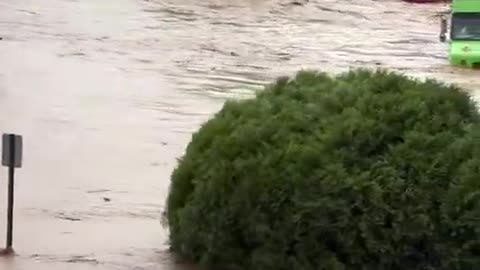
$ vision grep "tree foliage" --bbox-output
[165,68,480,270]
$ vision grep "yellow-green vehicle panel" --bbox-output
[442,0,480,68]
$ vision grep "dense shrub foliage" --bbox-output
[165,69,480,270]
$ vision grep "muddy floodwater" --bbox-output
[0,0,478,269]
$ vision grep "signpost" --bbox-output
[1,133,22,254]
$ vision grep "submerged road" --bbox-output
[0,0,478,269]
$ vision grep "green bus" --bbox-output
[440,0,480,68]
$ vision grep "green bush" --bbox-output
[165,68,480,270]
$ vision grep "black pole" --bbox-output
[6,134,15,251]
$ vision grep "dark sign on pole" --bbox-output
[1,133,23,254]
[2,134,22,168]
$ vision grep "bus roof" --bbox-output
[453,0,480,12]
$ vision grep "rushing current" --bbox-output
[0,0,478,269]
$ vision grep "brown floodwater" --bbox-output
[0,0,478,269]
